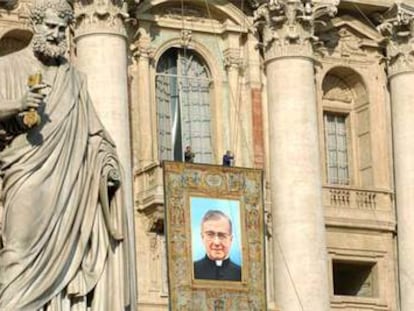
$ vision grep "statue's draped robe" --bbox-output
[0,48,133,311]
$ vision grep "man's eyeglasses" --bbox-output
[203,231,231,241]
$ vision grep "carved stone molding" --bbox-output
[140,205,164,233]
[161,6,208,22]
[74,0,130,38]
[179,28,191,48]
[377,2,414,77]
[252,0,338,61]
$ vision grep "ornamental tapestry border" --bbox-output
[163,161,266,311]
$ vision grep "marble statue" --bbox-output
[0,0,135,310]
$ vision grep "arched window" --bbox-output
[321,68,371,186]
[155,48,213,163]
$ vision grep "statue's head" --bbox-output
[30,0,73,61]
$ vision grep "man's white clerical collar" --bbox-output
[215,260,223,267]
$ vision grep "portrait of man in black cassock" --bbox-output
[193,209,241,281]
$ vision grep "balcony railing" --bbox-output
[323,185,395,231]
[323,185,393,211]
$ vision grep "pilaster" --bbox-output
[130,26,155,169]
[377,3,414,310]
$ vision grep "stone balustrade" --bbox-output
[323,186,393,211]
[323,185,395,232]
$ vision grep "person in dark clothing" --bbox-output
[194,255,241,281]
[184,145,195,163]
[222,150,234,166]
[193,210,241,281]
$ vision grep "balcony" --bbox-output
[323,185,395,231]
[134,165,396,233]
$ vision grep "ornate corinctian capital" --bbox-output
[377,2,414,77]
[252,0,338,61]
[130,28,154,63]
[223,48,244,71]
[74,0,131,38]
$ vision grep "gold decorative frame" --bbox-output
[164,161,266,310]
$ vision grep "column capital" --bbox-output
[223,48,244,71]
[252,0,338,61]
[74,0,131,39]
[377,2,414,77]
[130,28,155,64]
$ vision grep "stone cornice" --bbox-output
[252,0,338,61]
[74,0,131,38]
[377,2,414,77]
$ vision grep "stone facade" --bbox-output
[1,0,411,310]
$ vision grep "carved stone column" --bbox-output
[223,47,243,165]
[131,26,154,168]
[378,4,414,310]
[73,0,137,304]
[253,1,337,310]
[74,1,131,170]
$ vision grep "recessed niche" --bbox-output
[332,260,377,297]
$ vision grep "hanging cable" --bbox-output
[274,234,306,311]
[203,0,256,166]
[202,0,227,163]
[229,0,244,162]
[180,0,191,160]
[352,3,377,29]
[231,0,247,165]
